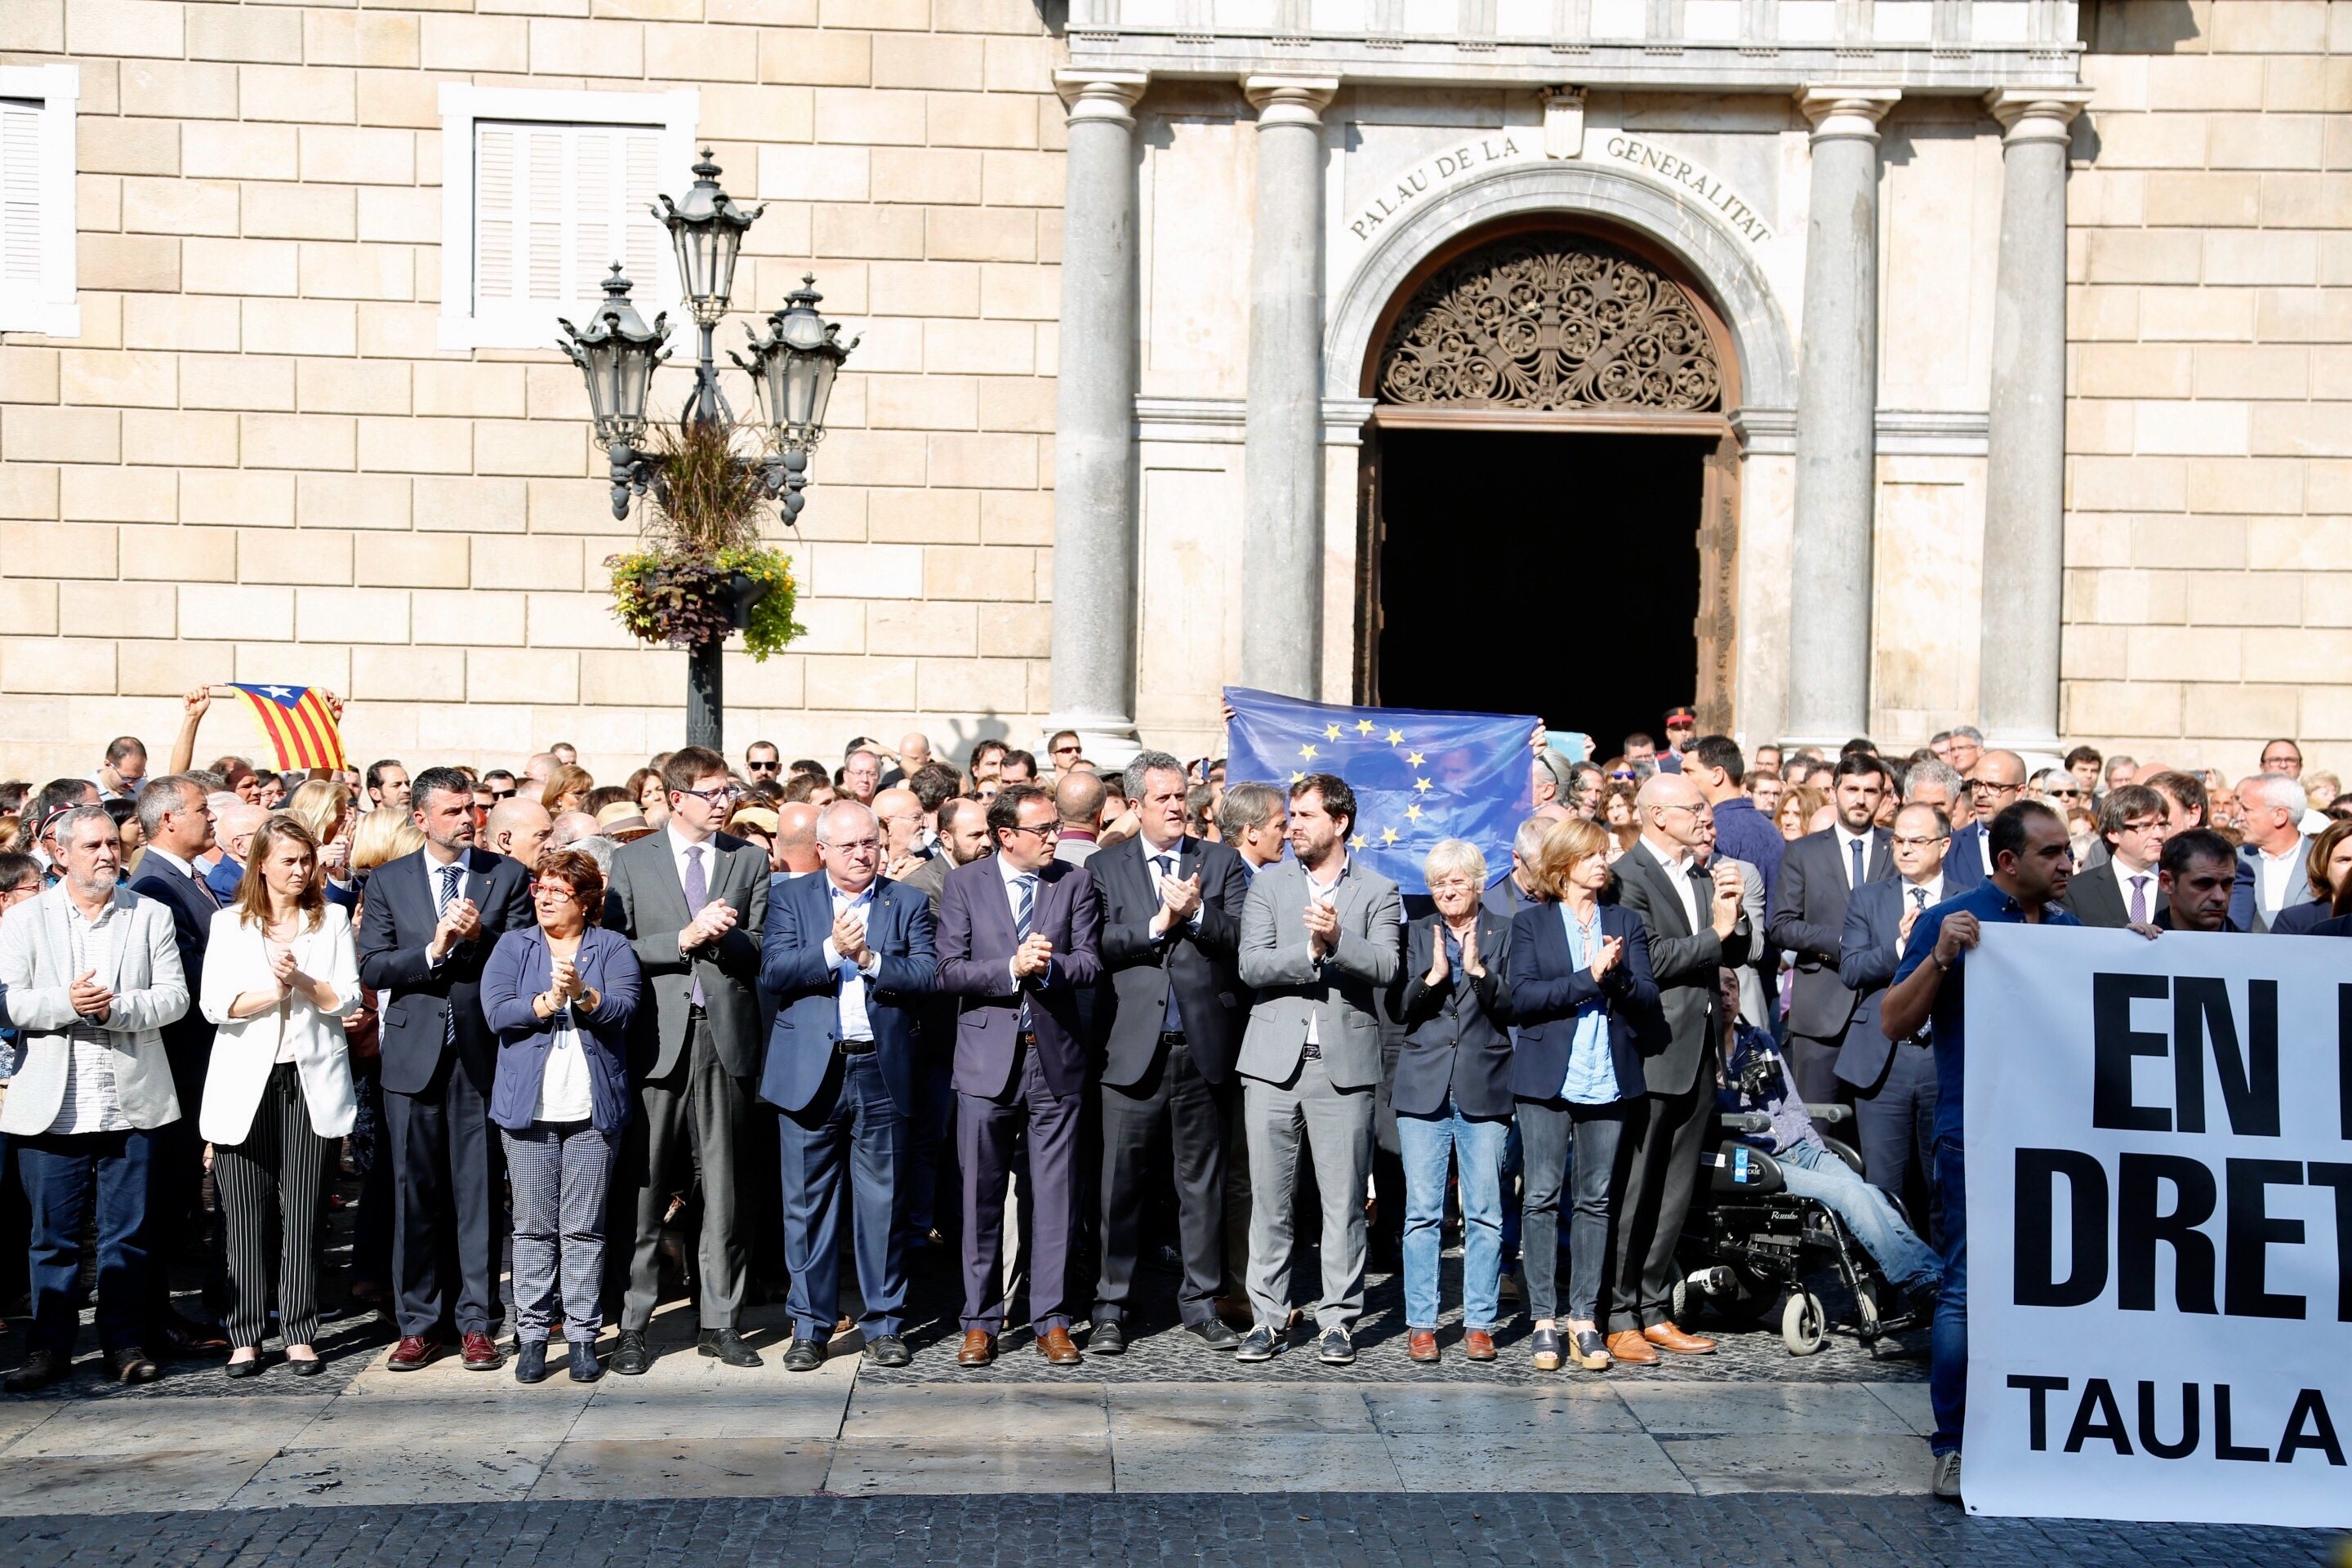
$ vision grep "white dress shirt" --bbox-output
[996,854,1042,993]
[54,898,129,1135]
[1833,824,1876,889]
[2109,856,2158,924]
[2255,842,2302,915]
[820,879,880,1040]
[1893,874,1945,958]
[1641,836,1701,931]
[1302,854,1350,1046]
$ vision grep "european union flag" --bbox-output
[1223,686,1539,896]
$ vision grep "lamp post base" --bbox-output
[688,639,723,752]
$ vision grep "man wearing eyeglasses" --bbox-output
[2059,785,2168,929]
[936,784,1102,1368]
[759,800,936,1372]
[1945,750,2025,891]
[605,746,771,1375]
[1836,802,1953,1226]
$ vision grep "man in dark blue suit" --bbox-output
[1765,754,1891,1102]
[935,785,1101,1368]
[1944,750,2025,892]
[759,800,935,1371]
[126,776,230,1356]
[1837,802,1952,1235]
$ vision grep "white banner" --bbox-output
[1965,925,2351,1526]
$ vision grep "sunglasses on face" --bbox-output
[747,760,780,773]
[488,787,515,801]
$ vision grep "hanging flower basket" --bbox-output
[604,419,806,662]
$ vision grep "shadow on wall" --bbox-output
[1033,0,1069,35]
[2079,0,2203,54]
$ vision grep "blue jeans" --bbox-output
[1775,1139,1940,1290]
[1397,1098,1508,1332]
[19,1128,154,1357]
[1930,1133,1967,1456]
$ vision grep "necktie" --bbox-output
[1012,874,1036,1031]
[683,845,708,1007]
[1848,836,1864,889]
[438,863,462,1049]
[1155,853,1183,1033]
[191,865,219,910]
[1910,887,1927,913]
[2128,875,2149,925]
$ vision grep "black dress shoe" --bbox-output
[109,1347,161,1384]
[1089,1320,1125,1355]
[783,1339,823,1373]
[866,1334,911,1367]
[610,1330,650,1376]
[5,1350,70,1392]
[1184,1318,1243,1351]
[697,1328,762,1367]
[225,1355,265,1379]
[567,1345,601,1383]
[286,1353,324,1378]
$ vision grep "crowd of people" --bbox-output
[0,697,2344,1504]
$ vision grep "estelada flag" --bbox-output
[228,684,348,772]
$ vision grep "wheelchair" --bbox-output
[1668,1104,1927,1356]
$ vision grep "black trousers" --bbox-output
[145,1045,219,1330]
[1607,1077,1709,1334]
[385,1049,503,1339]
[1094,1035,1227,1329]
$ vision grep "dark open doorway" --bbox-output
[1372,426,1713,755]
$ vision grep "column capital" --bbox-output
[1242,74,1339,127]
[1796,85,1900,142]
[1054,69,1148,126]
[1986,87,2093,145]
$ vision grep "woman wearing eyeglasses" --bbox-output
[481,848,643,1383]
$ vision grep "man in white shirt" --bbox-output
[2234,772,2312,932]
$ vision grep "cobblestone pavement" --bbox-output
[0,1493,2335,1567]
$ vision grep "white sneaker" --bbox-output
[1930,1450,1962,1501]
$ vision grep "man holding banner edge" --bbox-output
[1881,799,2081,1502]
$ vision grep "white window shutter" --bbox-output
[474,122,516,308]
[0,100,42,288]
[525,125,565,302]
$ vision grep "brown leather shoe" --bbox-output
[386,1334,441,1372]
[1407,1330,1440,1363]
[461,1330,502,1370]
[1642,1321,1717,1356]
[1034,1325,1083,1365]
[1463,1330,1497,1362]
[956,1329,996,1367]
[1606,1330,1660,1366]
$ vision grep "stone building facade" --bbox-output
[0,0,2345,782]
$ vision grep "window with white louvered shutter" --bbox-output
[437,86,698,350]
[0,67,81,338]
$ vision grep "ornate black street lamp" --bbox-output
[558,149,855,750]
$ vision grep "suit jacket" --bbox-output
[481,924,642,1135]
[898,853,952,911]
[1501,901,1655,1105]
[0,883,187,1135]
[1394,907,1517,1118]
[1611,840,1751,1098]
[2235,838,2312,934]
[2270,897,2338,937]
[197,903,361,1143]
[1766,827,1890,1041]
[2060,856,2155,929]
[354,846,534,1095]
[1480,874,1532,924]
[204,855,244,905]
[1234,855,1403,1092]
[1944,822,1991,892]
[1094,834,1249,1088]
[127,855,223,1093]
[758,871,935,1118]
[1833,877,1932,1089]
[935,856,1102,1100]
[608,829,771,1080]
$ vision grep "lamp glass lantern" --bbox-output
[653,148,762,328]
[741,276,858,452]
[556,264,669,452]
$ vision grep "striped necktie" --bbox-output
[438,862,462,1049]
[1012,873,1036,1030]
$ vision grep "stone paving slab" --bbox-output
[531,1438,835,1499]
[0,1447,282,1516]
[1660,1432,1933,1495]
[0,1493,2331,1567]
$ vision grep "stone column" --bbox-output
[1784,86,1898,746]
[1045,70,1148,761]
[1979,89,2091,751]
[1239,75,1339,698]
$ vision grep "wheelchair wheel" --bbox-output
[1781,1289,1826,1356]
[1854,1276,1882,1335]
[1672,1277,1690,1325]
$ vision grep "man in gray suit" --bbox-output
[605,746,771,1374]
[1232,774,1402,1366]
[0,806,188,1390]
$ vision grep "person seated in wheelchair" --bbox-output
[1712,969,1941,1316]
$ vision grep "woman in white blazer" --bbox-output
[198,815,359,1377]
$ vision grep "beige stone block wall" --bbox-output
[0,0,1062,783]
[2066,1,2352,780]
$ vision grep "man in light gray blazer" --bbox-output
[0,805,186,1390]
[604,746,772,1374]
[1232,774,1402,1366]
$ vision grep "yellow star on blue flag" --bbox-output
[1222,685,1539,895]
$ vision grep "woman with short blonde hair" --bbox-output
[350,808,423,876]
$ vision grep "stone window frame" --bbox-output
[436,82,700,353]
[0,65,81,340]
